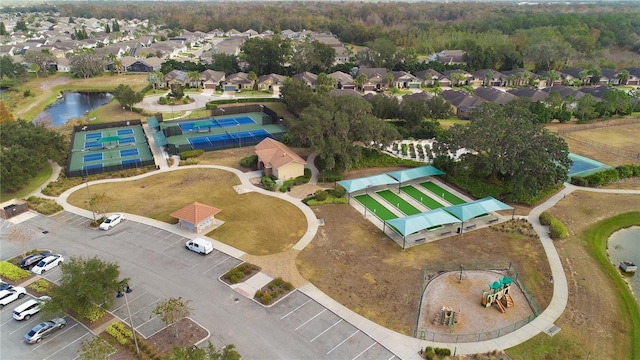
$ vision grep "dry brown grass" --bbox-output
[66,168,307,255]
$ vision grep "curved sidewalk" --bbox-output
[53,167,640,358]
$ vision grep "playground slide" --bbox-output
[495,298,506,313]
[504,294,514,308]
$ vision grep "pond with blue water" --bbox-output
[38,92,113,126]
[607,227,640,303]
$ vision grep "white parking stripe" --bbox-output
[9,319,39,335]
[113,291,148,312]
[280,299,311,320]
[132,314,158,330]
[43,332,91,360]
[387,355,396,360]
[295,309,326,331]
[327,330,359,354]
[131,299,159,317]
[310,319,342,342]
[351,341,376,360]
[202,256,232,274]
[31,323,78,351]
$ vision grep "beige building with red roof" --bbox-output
[255,138,306,180]
[170,202,222,233]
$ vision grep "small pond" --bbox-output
[38,92,113,126]
[607,226,640,302]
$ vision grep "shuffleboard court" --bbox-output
[120,148,139,157]
[376,189,422,216]
[83,153,103,162]
[419,181,466,205]
[400,185,445,210]
[85,132,102,139]
[117,129,134,136]
[354,194,398,221]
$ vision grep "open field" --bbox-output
[66,168,307,255]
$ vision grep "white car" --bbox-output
[99,214,125,230]
[13,296,51,320]
[31,254,64,275]
[185,238,213,255]
[0,287,27,309]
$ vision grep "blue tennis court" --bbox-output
[85,132,102,140]
[117,129,134,136]
[188,129,271,148]
[83,153,103,162]
[179,116,256,132]
[568,153,610,177]
[85,141,101,149]
[120,148,139,157]
[83,164,103,172]
[118,137,135,145]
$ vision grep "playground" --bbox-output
[416,269,535,341]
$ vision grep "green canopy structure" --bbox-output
[97,135,123,143]
[500,276,513,285]
[443,196,514,233]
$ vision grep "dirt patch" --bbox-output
[196,147,256,168]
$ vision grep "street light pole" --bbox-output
[83,170,96,224]
[121,285,139,356]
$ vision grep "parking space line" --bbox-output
[43,332,91,360]
[280,299,312,320]
[131,300,159,317]
[203,256,232,274]
[9,319,39,335]
[113,291,148,312]
[295,309,326,331]
[327,330,359,354]
[133,315,158,330]
[31,323,78,351]
[310,319,342,342]
[386,355,396,360]
[351,341,376,360]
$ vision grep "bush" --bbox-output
[223,267,245,284]
[434,347,451,356]
[423,347,435,360]
[28,279,51,294]
[305,197,349,206]
[158,96,168,105]
[539,212,552,226]
[26,196,63,215]
[261,176,276,191]
[240,155,258,169]
[549,218,568,239]
[0,261,31,281]
[179,149,204,160]
[328,185,346,198]
[570,176,588,187]
[79,304,106,323]
[106,323,129,345]
[314,190,328,201]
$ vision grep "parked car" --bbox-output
[0,281,13,291]
[24,317,67,344]
[20,251,52,269]
[0,287,26,309]
[185,238,213,255]
[99,214,125,230]
[31,254,64,275]
[13,296,51,320]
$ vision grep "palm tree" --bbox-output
[187,71,201,89]
[547,70,560,86]
[450,73,466,87]
[484,71,494,87]
[385,72,395,89]
[354,74,367,91]
[506,74,517,87]
[247,71,257,90]
[147,71,162,90]
[578,70,589,86]
[617,70,630,85]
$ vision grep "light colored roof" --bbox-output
[337,174,398,193]
[170,202,222,224]
[385,208,461,236]
[386,166,445,183]
[444,197,513,222]
[255,138,306,169]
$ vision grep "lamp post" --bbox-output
[83,170,96,224]
[459,264,464,281]
[123,107,127,124]
[117,283,139,356]
[220,108,225,129]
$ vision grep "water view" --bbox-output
[39,92,113,126]
[607,227,640,302]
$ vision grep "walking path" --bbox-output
[48,161,640,358]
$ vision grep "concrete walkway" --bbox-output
[52,162,640,358]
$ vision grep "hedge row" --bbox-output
[205,97,282,109]
[0,261,31,281]
[571,164,640,187]
[539,211,568,239]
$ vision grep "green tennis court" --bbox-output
[400,185,445,210]
[376,189,422,216]
[354,194,398,221]
[419,181,466,205]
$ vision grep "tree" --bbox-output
[247,71,257,90]
[0,22,6,35]
[210,52,239,74]
[617,70,629,85]
[69,53,106,78]
[315,72,335,94]
[187,71,201,88]
[24,50,56,77]
[366,93,399,119]
[0,55,28,83]
[575,94,598,122]
[147,71,163,90]
[448,102,571,199]
[112,84,143,110]
[280,78,314,116]
[112,20,120,32]
[524,40,574,72]
[152,297,193,337]
[425,96,453,121]
[449,73,467,87]
[290,40,335,74]
[7,227,36,259]
[399,97,429,130]
[89,193,114,217]
[78,336,114,360]
[240,36,291,75]
[41,256,123,321]
[0,101,15,123]
[588,67,601,86]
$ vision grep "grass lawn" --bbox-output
[376,189,421,215]
[0,164,52,202]
[419,181,466,205]
[400,185,445,210]
[353,194,397,221]
[438,118,467,129]
[66,168,307,255]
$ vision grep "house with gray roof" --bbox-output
[441,90,484,119]
[257,73,285,91]
[201,70,226,90]
[436,50,466,65]
[507,87,549,102]
[390,71,421,89]
[126,57,163,73]
[474,87,517,104]
[293,72,318,89]
[223,72,252,92]
[328,71,355,90]
[414,69,451,87]
[357,67,387,91]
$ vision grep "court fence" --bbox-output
[166,131,284,155]
[413,261,542,343]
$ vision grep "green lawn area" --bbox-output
[376,189,421,216]
[419,181,466,205]
[354,194,397,221]
[0,164,52,202]
[400,185,445,210]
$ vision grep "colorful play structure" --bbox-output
[481,276,515,313]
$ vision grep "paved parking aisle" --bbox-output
[0,296,93,360]
[111,285,165,338]
[270,291,397,360]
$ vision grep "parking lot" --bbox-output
[0,295,94,359]
[269,291,398,360]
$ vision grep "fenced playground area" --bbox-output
[149,104,286,155]
[414,261,540,343]
[66,120,155,177]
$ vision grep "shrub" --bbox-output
[240,155,258,169]
[328,185,346,198]
[112,322,134,339]
[261,176,276,191]
[25,196,63,215]
[28,279,51,294]
[180,158,200,166]
[0,261,31,281]
[570,176,588,187]
[179,149,204,160]
[79,304,106,323]
[549,218,568,239]
[106,323,129,345]
[435,347,451,356]
[314,190,328,201]
[259,291,273,305]
[223,267,245,284]
[539,212,552,226]
[305,197,349,206]
[158,96,168,105]
[423,347,435,360]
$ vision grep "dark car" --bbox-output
[19,252,51,269]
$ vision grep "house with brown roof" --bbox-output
[257,73,285,91]
[170,202,223,233]
[255,138,306,180]
[201,69,226,89]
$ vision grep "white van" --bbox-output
[185,238,213,255]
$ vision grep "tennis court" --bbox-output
[419,181,466,205]
[400,185,445,210]
[188,129,272,149]
[66,122,154,177]
[179,116,256,132]
[376,189,422,216]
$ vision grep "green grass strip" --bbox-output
[354,194,398,221]
[419,181,466,205]
[376,189,422,216]
[400,185,445,210]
